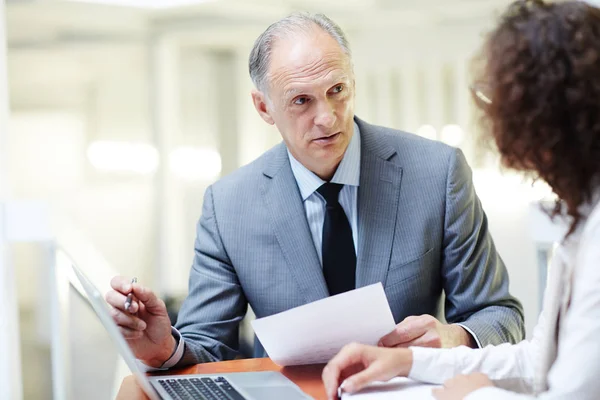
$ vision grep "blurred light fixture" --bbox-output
[440,124,465,147]
[416,125,437,140]
[169,147,222,181]
[87,141,159,175]
[68,0,216,9]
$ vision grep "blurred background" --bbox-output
[0,0,570,399]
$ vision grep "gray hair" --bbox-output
[248,12,352,94]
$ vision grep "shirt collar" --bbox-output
[288,122,361,201]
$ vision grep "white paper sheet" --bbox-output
[251,283,396,366]
[341,378,438,399]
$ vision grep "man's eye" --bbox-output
[293,97,309,105]
[332,85,344,94]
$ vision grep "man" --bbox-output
[106,12,524,369]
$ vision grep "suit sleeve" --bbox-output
[441,148,525,346]
[173,185,248,366]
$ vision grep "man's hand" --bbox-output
[432,373,494,400]
[105,276,176,368]
[379,315,476,349]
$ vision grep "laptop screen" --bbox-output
[68,278,123,399]
[68,263,160,400]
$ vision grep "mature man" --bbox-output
[106,13,524,369]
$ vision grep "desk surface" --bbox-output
[116,358,327,400]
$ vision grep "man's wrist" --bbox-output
[144,335,177,368]
[450,324,477,348]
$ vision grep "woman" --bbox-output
[322,1,600,399]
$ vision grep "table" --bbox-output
[115,358,327,400]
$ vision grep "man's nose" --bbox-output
[314,101,336,129]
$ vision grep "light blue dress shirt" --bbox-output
[287,122,361,264]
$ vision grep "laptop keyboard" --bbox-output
[158,376,247,400]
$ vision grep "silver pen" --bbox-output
[124,277,137,312]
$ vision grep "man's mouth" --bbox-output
[313,132,341,143]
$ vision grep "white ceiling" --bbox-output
[6,0,514,49]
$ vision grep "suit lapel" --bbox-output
[355,119,403,288]
[261,144,330,303]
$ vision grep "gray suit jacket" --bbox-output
[174,117,525,366]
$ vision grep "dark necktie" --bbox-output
[317,182,356,295]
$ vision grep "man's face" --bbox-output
[252,28,355,179]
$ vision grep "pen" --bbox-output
[124,277,137,312]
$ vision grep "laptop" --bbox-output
[70,264,313,400]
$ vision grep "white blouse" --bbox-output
[408,194,600,400]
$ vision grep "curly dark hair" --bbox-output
[475,0,600,235]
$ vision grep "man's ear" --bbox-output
[251,90,275,125]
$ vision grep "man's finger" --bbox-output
[119,326,144,340]
[125,299,139,314]
[379,325,421,347]
[110,276,133,294]
[379,316,434,347]
[131,284,166,313]
[106,290,140,314]
[392,330,441,348]
[105,290,129,311]
[380,329,426,348]
[111,308,147,331]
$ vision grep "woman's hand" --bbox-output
[322,343,413,400]
[432,373,494,400]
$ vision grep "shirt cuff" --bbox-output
[456,323,483,348]
[138,327,185,372]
